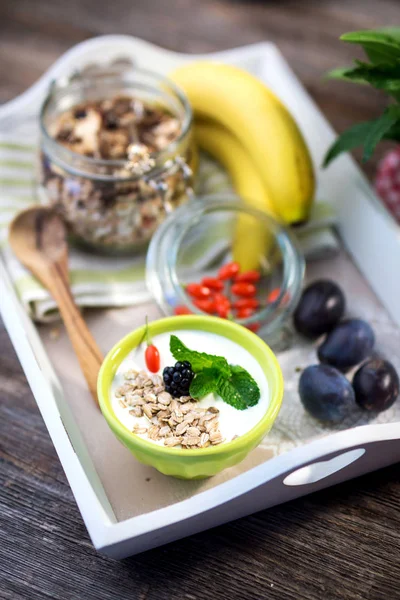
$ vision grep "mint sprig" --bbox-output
[170,335,260,411]
[323,28,400,167]
[170,335,230,376]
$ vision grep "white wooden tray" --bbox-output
[1,36,399,559]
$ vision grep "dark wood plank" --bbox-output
[1,1,400,598]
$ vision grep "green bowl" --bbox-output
[97,315,284,479]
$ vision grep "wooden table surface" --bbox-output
[1,1,399,598]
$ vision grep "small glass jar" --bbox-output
[38,69,193,254]
[146,196,305,350]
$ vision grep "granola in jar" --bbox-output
[38,70,193,254]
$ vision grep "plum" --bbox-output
[353,359,399,412]
[293,280,345,338]
[317,319,375,371]
[299,364,356,423]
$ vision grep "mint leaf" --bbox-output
[170,335,230,376]
[340,30,400,64]
[323,121,374,167]
[170,335,261,410]
[230,365,260,408]
[189,368,220,399]
[326,66,369,84]
[216,365,260,411]
[323,107,400,167]
[363,106,400,162]
[330,61,400,99]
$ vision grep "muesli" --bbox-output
[39,95,191,252]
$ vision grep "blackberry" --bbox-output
[163,360,194,397]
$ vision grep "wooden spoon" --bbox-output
[9,206,103,405]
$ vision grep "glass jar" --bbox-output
[146,196,305,351]
[38,69,193,254]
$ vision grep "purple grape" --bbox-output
[299,364,356,423]
[318,319,375,371]
[353,359,399,412]
[294,280,345,338]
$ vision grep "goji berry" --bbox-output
[236,307,256,319]
[201,277,224,291]
[145,345,160,373]
[246,322,261,333]
[234,270,261,283]
[185,283,211,298]
[231,282,257,297]
[214,293,231,318]
[267,288,290,304]
[232,298,259,310]
[193,298,216,314]
[174,305,192,315]
[144,316,160,372]
[218,261,240,281]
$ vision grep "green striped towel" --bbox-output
[0,127,338,322]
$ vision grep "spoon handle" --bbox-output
[49,263,103,405]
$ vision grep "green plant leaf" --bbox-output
[189,368,220,399]
[341,30,400,64]
[334,61,400,99]
[229,365,260,408]
[216,365,260,411]
[170,335,261,410]
[326,66,368,84]
[363,106,400,162]
[170,335,230,376]
[323,107,400,167]
[323,121,375,167]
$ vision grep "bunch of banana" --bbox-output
[170,62,315,269]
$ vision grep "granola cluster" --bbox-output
[116,369,225,449]
[40,95,191,252]
[49,95,181,159]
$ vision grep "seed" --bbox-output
[205,417,219,432]
[175,422,188,435]
[124,369,139,380]
[182,436,201,446]
[157,410,170,421]
[170,399,179,412]
[208,406,219,414]
[148,425,160,440]
[199,433,210,447]
[129,406,143,418]
[164,437,182,447]
[159,425,171,437]
[184,412,196,424]
[179,396,192,404]
[143,404,153,420]
[210,431,224,444]
[158,392,172,405]
[151,374,163,386]
[132,426,148,435]
[187,426,200,436]
[118,399,127,408]
[172,410,183,423]
[126,394,144,406]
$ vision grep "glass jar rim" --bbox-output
[39,68,192,181]
[146,195,305,335]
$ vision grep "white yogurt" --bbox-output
[111,329,270,445]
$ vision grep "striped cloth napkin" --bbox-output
[0,122,338,322]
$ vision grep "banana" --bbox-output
[194,119,276,217]
[194,119,275,271]
[170,62,315,224]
